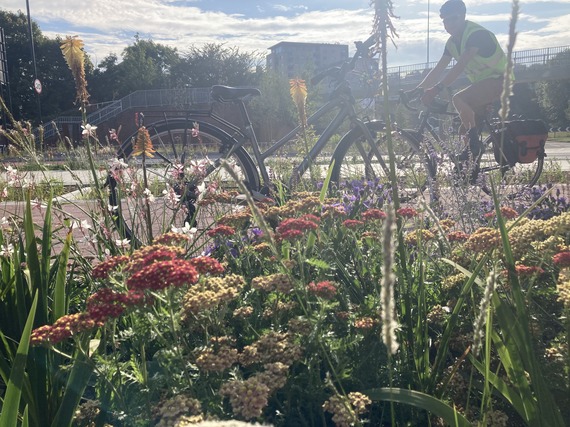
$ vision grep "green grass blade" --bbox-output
[366,387,471,427]
[54,231,72,320]
[0,291,38,427]
[50,350,94,427]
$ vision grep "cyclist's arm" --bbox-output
[417,54,452,89]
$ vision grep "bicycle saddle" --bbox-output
[211,85,261,102]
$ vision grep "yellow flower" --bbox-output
[60,36,89,104]
[132,126,156,157]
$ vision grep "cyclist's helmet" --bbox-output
[439,0,466,18]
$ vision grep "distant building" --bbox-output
[267,41,349,78]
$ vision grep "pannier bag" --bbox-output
[492,120,547,167]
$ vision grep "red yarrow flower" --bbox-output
[342,219,364,229]
[307,280,337,299]
[513,265,545,276]
[484,207,519,220]
[207,225,236,238]
[396,207,418,218]
[553,251,570,268]
[92,255,130,279]
[361,209,386,221]
[276,214,320,241]
[127,259,199,291]
[188,256,225,275]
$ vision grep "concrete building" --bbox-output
[267,41,348,78]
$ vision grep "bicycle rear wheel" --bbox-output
[477,134,544,197]
[329,121,437,204]
[109,118,260,247]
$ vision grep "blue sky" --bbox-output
[1,0,568,68]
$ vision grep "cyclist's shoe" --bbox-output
[457,128,483,161]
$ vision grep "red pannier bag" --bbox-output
[493,120,547,166]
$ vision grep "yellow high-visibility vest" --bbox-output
[445,21,508,83]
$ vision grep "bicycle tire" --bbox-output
[477,134,544,196]
[109,118,260,247]
[329,121,437,204]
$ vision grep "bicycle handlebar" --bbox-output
[310,35,376,86]
[399,88,454,116]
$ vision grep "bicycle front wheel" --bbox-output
[329,121,437,204]
[109,118,260,247]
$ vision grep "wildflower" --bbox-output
[143,188,155,203]
[154,395,202,426]
[220,378,270,420]
[127,259,199,291]
[188,256,225,275]
[404,228,435,246]
[92,255,130,279]
[513,264,544,276]
[153,232,191,247]
[108,128,119,142]
[207,225,236,238]
[1,187,7,199]
[115,238,130,248]
[484,206,519,220]
[307,280,337,299]
[275,214,320,241]
[71,219,91,231]
[1,243,14,258]
[171,221,197,236]
[396,207,418,218]
[132,126,156,157]
[342,219,364,229]
[472,270,496,356]
[361,208,386,221]
[61,36,89,104]
[447,230,469,242]
[553,251,570,268]
[162,184,181,206]
[239,331,302,366]
[81,124,97,138]
[251,273,295,293]
[182,274,245,316]
[195,343,238,372]
[354,317,376,330]
[107,204,118,213]
[323,392,371,427]
[233,305,254,318]
[464,227,501,253]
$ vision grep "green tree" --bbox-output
[171,43,262,87]
[535,49,570,128]
[0,11,83,124]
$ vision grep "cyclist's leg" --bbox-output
[453,77,503,158]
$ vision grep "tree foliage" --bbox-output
[535,49,570,128]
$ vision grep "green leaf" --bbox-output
[305,258,330,270]
[365,387,471,427]
[0,291,38,427]
[54,231,72,320]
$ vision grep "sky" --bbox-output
[1,0,569,69]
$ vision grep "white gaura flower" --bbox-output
[1,243,14,258]
[71,219,92,231]
[108,204,118,213]
[143,188,155,203]
[115,238,130,248]
[81,124,97,137]
[171,222,197,236]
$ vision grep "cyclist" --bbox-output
[417,0,509,166]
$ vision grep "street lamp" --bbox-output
[426,0,430,67]
[25,0,42,123]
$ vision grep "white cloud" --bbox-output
[1,0,567,68]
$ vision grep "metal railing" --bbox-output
[39,46,569,141]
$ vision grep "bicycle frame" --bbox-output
[203,85,374,188]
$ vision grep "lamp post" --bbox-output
[25,0,42,123]
[426,0,430,68]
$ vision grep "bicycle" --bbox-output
[345,87,547,204]
[108,35,404,246]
